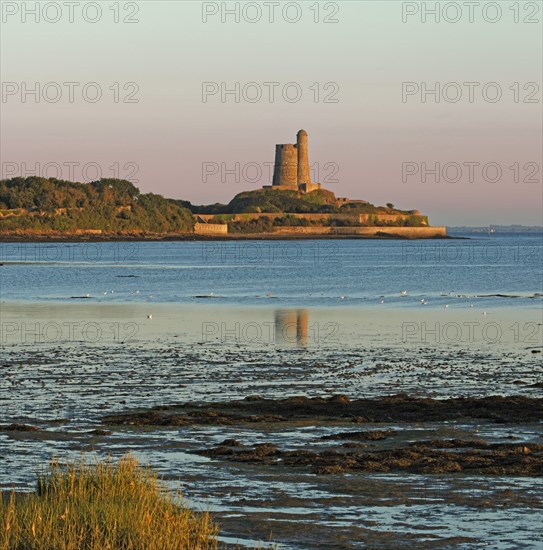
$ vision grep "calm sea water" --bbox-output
[1,233,541,308]
[1,233,542,549]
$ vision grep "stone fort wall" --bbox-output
[197,212,426,225]
[272,226,446,237]
[194,222,228,235]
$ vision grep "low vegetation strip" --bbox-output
[0,178,429,237]
[0,178,194,234]
[0,455,218,550]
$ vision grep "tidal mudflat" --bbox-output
[1,302,542,548]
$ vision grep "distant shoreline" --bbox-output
[0,232,455,243]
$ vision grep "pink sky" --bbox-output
[1,1,541,226]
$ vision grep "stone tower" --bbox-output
[268,129,320,192]
[272,144,298,188]
[296,129,310,186]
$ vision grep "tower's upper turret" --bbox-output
[296,129,310,185]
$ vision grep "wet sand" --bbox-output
[1,302,542,548]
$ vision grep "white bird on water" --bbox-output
[400,290,408,296]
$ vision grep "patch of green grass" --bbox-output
[0,455,218,550]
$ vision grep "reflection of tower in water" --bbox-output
[274,309,308,347]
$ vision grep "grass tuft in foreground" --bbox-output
[0,454,218,550]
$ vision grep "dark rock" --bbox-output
[2,423,39,432]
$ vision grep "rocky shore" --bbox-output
[102,394,543,477]
[102,394,543,426]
